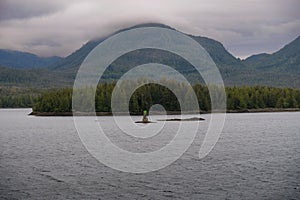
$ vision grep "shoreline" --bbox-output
[28,108,300,116]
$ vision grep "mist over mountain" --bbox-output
[0,24,299,88]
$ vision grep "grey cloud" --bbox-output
[0,0,299,58]
[0,0,67,21]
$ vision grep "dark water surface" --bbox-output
[1,109,299,199]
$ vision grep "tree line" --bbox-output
[30,81,300,113]
[0,87,40,108]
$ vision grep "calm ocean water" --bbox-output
[0,109,299,199]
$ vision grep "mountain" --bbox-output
[238,36,300,87]
[0,23,299,88]
[0,49,62,69]
[244,36,300,73]
[49,23,244,85]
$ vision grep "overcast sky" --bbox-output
[0,0,299,59]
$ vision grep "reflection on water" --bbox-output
[0,109,299,199]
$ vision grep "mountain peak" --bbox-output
[122,23,175,30]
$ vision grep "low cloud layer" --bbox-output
[0,0,299,58]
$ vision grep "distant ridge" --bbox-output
[244,36,300,73]
[0,49,62,69]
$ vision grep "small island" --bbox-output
[158,117,205,121]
